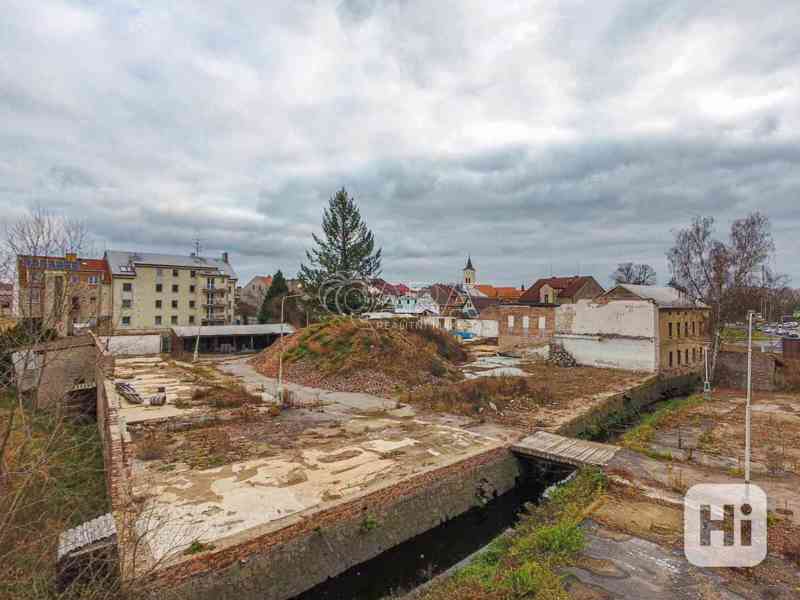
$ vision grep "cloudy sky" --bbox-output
[1,1,798,288]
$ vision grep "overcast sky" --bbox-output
[1,1,798,288]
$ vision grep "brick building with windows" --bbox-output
[16,253,112,335]
[480,304,556,350]
[520,275,604,305]
[599,284,710,372]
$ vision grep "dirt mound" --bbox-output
[253,317,466,395]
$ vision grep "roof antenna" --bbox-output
[193,239,201,256]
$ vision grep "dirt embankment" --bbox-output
[252,318,467,396]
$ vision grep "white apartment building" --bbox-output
[105,251,238,330]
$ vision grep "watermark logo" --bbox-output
[318,272,384,316]
[684,483,767,567]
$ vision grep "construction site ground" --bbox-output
[113,355,523,573]
[109,350,651,576]
[568,387,800,599]
[566,484,800,599]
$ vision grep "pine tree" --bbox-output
[298,188,382,313]
[258,270,289,323]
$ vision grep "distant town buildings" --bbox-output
[520,275,604,305]
[241,275,273,308]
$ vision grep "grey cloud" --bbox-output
[0,0,798,287]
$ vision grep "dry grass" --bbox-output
[400,376,555,417]
[191,383,261,409]
[253,318,467,395]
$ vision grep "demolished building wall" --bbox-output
[554,299,659,372]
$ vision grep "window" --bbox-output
[189,300,195,308]
[189,315,195,324]
[508,315,515,329]
[685,349,689,364]
[171,315,178,325]
[88,275,98,285]
[122,283,132,292]
[155,283,163,292]
[668,322,673,337]
[155,299,162,309]
[685,322,689,337]
[539,316,546,330]
[522,316,530,330]
[677,351,681,365]
[669,351,673,367]
[121,316,131,326]
[190,285,196,293]
[172,269,179,277]
[155,316,162,325]
[156,268,163,276]
[172,284,179,293]
[171,300,178,309]
[190,270,196,278]
[90,296,96,304]
[122,299,132,309]
[692,348,696,363]
[692,321,696,336]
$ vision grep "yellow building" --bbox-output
[601,284,710,372]
[105,251,238,330]
[16,254,113,335]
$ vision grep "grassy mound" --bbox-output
[254,317,467,395]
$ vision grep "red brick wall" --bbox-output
[481,305,555,350]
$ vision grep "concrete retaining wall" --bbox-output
[163,449,522,600]
[98,335,162,356]
[715,350,777,391]
[556,373,700,439]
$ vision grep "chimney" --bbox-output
[221,251,229,264]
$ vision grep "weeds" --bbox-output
[620,395,706,455]
[183,540,216,555]
[420,469,606,600]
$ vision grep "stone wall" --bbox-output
[556,373,700,438]
[715,350,777,391]
[34,339,98,410]
[161,448,521,600]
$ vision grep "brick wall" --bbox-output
[715,350,777,391]
[153,448,520,599]
[35,340,97,410]
[480,305,555,350]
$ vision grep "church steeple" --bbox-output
[463,255,476,285]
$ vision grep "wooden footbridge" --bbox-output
[512,431,621,467]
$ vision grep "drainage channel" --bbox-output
[291,461,574,600]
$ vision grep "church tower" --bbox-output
[463,256,476,285]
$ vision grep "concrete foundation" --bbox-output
[164,448,522,600]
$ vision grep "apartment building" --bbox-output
[16,253,113,335]
[105,251,238,330]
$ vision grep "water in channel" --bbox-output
[291,461,574,600]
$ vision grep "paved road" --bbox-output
[215,356,398,413]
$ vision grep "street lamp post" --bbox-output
[277,291,307,403]
[745,309,756,485]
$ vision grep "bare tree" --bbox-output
[610,262,657,286]
[667,211,781,331]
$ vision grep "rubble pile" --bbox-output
[548,343,578,368]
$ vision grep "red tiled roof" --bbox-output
[520,276,595,303]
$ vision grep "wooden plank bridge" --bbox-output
[512,431,620,467]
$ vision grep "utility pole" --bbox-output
[745,309,755,485]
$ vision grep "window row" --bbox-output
[667,320,704,338]
[667,346,705,368]
[121,299,198,309]
[507,315,547,330]
[120,315,196,326]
